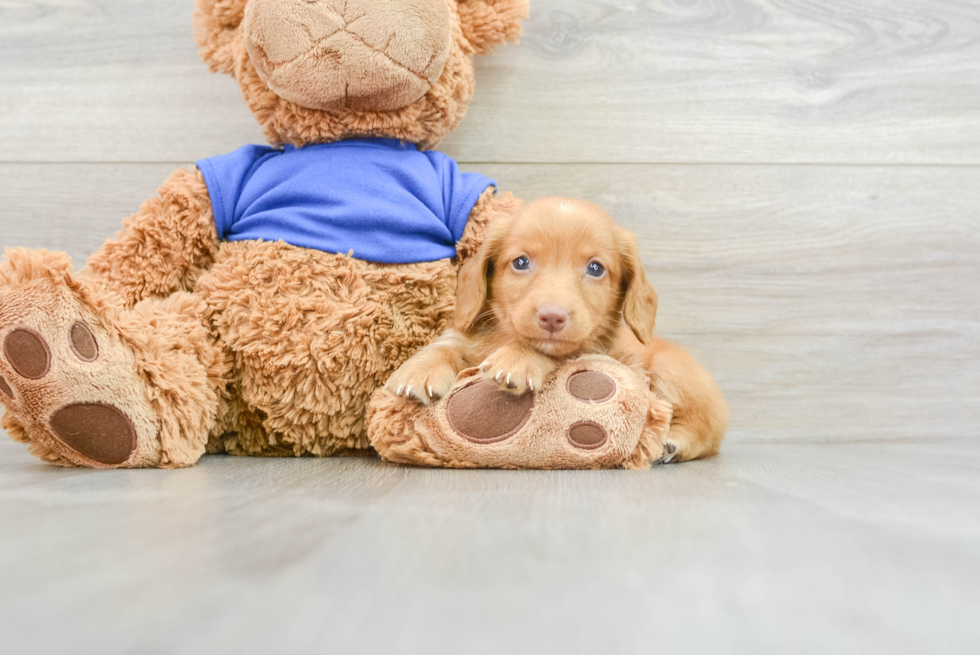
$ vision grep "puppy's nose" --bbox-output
[537,304,569,333]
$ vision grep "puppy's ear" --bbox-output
[457,0,529,55]
[619,229,658,345]
[454,216,510,334]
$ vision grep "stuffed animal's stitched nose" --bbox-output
[243,0,452,112]
[537,305,569,333]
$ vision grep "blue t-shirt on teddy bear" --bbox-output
[196,139,495,264]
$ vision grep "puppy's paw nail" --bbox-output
[395,384,405,396]
[659,442,679,464]
[527,379,535,392]
[495,371,503,382]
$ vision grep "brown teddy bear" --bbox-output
[0,0,659,470]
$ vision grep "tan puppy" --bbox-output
[386,197,728,463]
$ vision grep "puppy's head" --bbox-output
[455,197,658,357]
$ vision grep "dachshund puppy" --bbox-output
[385,197,728,463]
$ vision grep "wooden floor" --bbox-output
[1,0,979,652]
[1,438,979,654]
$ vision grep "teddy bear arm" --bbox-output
[82,167,220,307]
[456,188,522,266]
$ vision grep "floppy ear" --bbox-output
[453,216,511,334]
[619,229,658,345]
[457,0,529,55]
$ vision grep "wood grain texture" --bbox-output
[0,438,978,655]
[1,162,977,443]
[2,0,980,163]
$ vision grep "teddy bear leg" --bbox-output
[0,249,225,468]
[81,167,220,307]
[369,355,657,469]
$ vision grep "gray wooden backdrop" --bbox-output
[1,0,979,445]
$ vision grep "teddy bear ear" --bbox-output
[193,0,249,74]
[457,0,530,55]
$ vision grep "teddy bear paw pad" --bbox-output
[49,403,138,466]
[4,328,51,379]
[0,375,13,399]
[567,421,608,450]
[566,370,616,403]
[446,381,533,444]
[69,322,99,361]
[0,271,158,468]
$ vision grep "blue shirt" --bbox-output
[196,139,495,264]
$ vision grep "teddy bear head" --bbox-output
[194,0,528,149]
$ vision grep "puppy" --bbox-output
[385,197,728,463]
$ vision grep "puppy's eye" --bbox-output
[512,256,531,271]
[586,261,606,278]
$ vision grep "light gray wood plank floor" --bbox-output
[2,0,979,652]
[1,438,979,654]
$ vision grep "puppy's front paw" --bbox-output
[386,358,457,405]
[479,346,556,395]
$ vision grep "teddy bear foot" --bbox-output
[368,354,662,470]
[0,249,164,468]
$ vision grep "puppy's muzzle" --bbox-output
[537,304,569,333]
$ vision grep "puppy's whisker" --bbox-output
[468,309,499,326]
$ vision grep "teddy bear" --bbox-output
[0,0,662,470]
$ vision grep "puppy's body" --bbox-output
[387,198,728,464]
